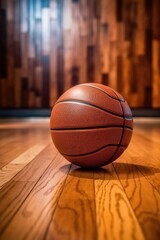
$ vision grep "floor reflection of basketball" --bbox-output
[50,83,133,167]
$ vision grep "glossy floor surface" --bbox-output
[0,118,160,240]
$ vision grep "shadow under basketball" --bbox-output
[59,162,159,180]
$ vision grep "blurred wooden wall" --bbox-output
[0,0,160,109]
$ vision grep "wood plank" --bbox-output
[122,51,131,103]
[109,42,117,90]
[94,19,101,84]
[63,0,72,32]
[0,118,160,240]
[63,48,72,91]
[0,151,70,240]
[0,143,64,235]
[6,19,14,108]
[0,128,49,169]
[0,0,160,108]
[14,69,21,108]
[42,7,50,56]
[137,56,145,107]
[137,164,160,193]
[87,0,94,46]
[0,8,7,79]
[79,36,87,83]
[34,19,42,66]
[62,0,73,91]
[134,120,160,144]
[50,18,58,105]
[21,0,28,33]
[0,79,7,107]
[71,66,79,86]
[124,120,160,193]
[152,0,160,39]
[117,22,124,56]
[57,47,64,97]
[0,131,19,148]
[136,0,145,55]
[152,40,160,107]
[28,0,35,59]
[109,0,117,42]
[21,77,29,108]
[27,57,36,108]
[113,161,160,240]
[6,0,14,22]
[87,45,95,82]
[0,128,34,149]
[0,181,34,236]
[125,131,160,169]
[72,2,80,67]
[0,141,48,189]
[21,33,28,77]
[35,66,43,107]
[95,163,145,240]
[117,56,123,93]
[99,23,109,74]
[116,0,123,22]
[46,165,97,240]
[42,56,50,107]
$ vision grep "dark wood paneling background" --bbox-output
[0,0,160,109]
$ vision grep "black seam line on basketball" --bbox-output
[109,87,126,103]
[50,125,133,131]
[81,83,125,102]
[106,92,125,164]
[109,87,133,119]
[61,144,126,157]
[55,100,132,119]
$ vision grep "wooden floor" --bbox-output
[0,118,160,240]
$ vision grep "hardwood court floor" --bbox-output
[0,118,159,240]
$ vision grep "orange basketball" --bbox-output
[50,83,133,167]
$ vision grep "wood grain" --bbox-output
[0,118,160,240]
[0,141,48,189]
[0,151,70,240]
[0,128,49,169]
[0,0,160,108]
[46,165,97,240]
[0,143,67,236]
[113,161,160,240]
[95,164,145,240]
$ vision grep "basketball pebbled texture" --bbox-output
[50,83,133,167]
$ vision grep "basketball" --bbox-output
[50,83,133,167]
